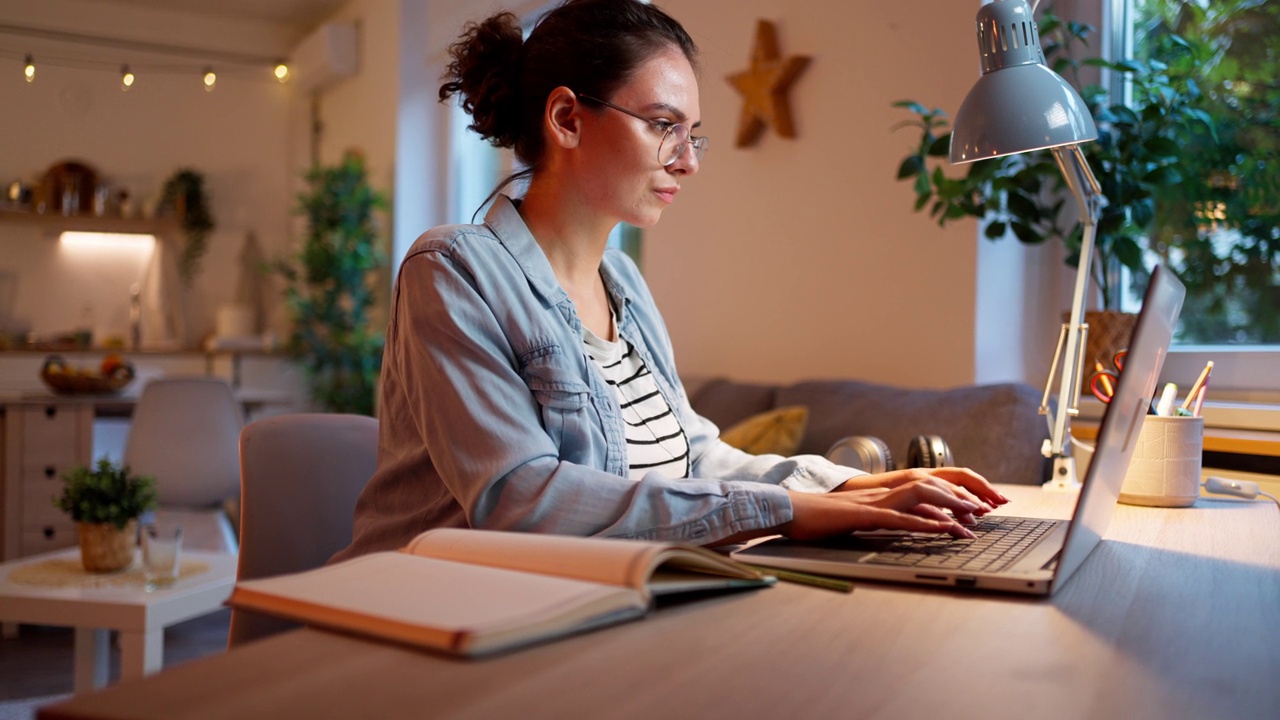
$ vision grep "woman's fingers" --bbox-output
[909,503,954,524]
[896,469,1001,511]
[834,467,1008,509]
[871,480,984,518]
[928,467,1008,506]
[832,478,987,524]
[785,491,977,540]
[861,506,975,539]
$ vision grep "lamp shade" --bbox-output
[950,0,1098,164]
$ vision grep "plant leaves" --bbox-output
[897,155,925,180]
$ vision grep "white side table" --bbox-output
[0,548,237,693]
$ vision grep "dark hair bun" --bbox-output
[439,11,523,148]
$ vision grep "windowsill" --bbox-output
[1076,396,1280,433]
[1074,397,1280,459]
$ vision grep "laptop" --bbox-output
[733,265,1186,596]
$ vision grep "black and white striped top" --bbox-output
[582,322,690,481]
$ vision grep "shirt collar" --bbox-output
[485,195,634,332]
[484,195,567,306]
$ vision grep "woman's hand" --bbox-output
[834,468,1006,523]
[778,468,1008,542]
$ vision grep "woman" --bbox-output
[333,0,1005,561]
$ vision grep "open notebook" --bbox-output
[229,527,774,657]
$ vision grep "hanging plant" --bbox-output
[159,168,216,286]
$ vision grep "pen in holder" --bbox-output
[1119,415,1204,507]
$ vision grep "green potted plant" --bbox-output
[275,151,387,416]
[893,9,1212,300]
[53,458,158,573]
[159,168,216,287]
[892,7,1213,371]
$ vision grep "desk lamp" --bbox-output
[949,0,1102,491]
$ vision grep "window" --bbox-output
[1113,0,1279,396]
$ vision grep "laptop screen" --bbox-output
[1051,265,1185,592]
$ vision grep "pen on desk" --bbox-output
[1180,361,1213,412]
[1155,383,1178,417]
[741,564,855,593]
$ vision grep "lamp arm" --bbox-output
[1041,144,1105,490]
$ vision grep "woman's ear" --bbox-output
[544,86,582,150]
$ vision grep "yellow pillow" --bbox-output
[719,406,809,456]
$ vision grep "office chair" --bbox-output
[123,377,245,553]
[228,413,378,648]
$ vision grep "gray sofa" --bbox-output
[688,378,1051,486]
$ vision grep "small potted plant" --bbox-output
[53,458,158,573]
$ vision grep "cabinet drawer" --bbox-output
[23,480,69,525]
[18,404,91,464]
[22,523,78,556]
[18,457,79,485]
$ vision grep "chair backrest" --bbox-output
[123,377,245,507]
[228,412,378,648]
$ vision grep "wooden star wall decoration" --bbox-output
[726,20,811,148]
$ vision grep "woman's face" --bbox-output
[575,45,702,229]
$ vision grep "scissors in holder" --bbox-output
[1088,349,1128,404]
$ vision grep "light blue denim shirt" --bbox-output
[333,196,861,560]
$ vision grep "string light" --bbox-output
[4,24,291,89]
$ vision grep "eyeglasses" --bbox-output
[577,93,708,167]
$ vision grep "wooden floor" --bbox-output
[0,610,231,718]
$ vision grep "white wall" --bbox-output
[644,0,983,388]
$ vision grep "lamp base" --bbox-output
[1042,455,1082,492]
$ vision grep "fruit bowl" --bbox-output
[40,355,136,395]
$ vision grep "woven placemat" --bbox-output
[7,557,210,589]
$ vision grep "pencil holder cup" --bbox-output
[1119,416,1204,507]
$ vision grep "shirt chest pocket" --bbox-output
[519,348,594,459]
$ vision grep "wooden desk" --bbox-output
[38,486,1280,720]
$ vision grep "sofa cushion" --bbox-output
[776,380,1049,486]
[687,378,777,432]
[720,406,809,456]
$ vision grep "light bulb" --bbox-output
[24,54,35,83]
[203,67,216,92]
[274,63,290,82]
[121,65,135,92]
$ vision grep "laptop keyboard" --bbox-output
[863,517,1057,573]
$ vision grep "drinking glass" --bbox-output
[141,522,183,591]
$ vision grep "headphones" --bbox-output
[826,434,953,474]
